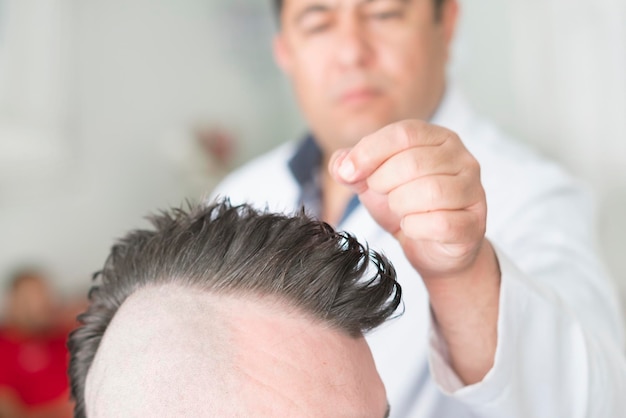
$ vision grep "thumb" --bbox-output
[328,148,368,193]
[329,149,400,234]
[328,148,352,182]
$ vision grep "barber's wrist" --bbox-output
[423,239,500,301]
[424,240,501,384]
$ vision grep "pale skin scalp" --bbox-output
[274,0,500,385]
[85,285,389,417]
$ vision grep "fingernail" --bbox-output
[338,157,356,181]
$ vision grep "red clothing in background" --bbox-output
[0,327,70,407]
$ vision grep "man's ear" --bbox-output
[273,34,293,75]
[441,0,459,47]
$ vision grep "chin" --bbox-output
[341,117,393,143]
[313,107,397,151]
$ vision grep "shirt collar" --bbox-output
[287,134,325,220]
[288,134,321,190]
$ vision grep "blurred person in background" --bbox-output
[0,269,78,418]
[212,0,626,416]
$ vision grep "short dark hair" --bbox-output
[273,0,448,22]
[68,200,401,418]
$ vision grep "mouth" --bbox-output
[338,87,381,106]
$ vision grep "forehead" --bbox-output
[227,297,387,416]
[281,0,412,10]
[88,285,387,416]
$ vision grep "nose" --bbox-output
[334,14,372,69]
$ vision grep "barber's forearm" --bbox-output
[425,240,501,385]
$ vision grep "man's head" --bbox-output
[68,200,401,417]
[272,0,458,155]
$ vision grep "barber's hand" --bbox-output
[329,120,488,281]
[331,120,501,384]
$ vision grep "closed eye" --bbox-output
[295,3,333,35]
[370,10,403,20]
[304,21,332,34]
[361,0,408,21]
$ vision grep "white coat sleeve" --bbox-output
[428,172,626,417]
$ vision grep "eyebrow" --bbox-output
[294,0,409,24]
[384,403,390,418]
[294,3,332,26]
[359,0,409,4]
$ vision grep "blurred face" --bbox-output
[274,0,458,155]
[6,275,56,332]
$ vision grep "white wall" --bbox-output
[0,0,624,323]
[0,0,301,297]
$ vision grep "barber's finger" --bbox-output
[328,147,369,194]
[335,120,453,184]
[387,175,483,216]
[366,143,460,194]
[400,209,485,244]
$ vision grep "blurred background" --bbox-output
[0,0,624,414]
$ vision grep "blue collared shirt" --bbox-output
[287,134,361,226]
